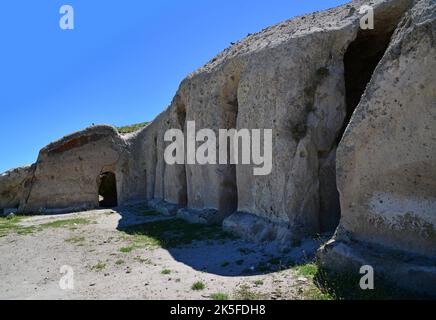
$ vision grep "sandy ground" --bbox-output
[0,206,325,300]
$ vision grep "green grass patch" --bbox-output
[233,285,267,300]
[65,236,86,245]
[92,262,106,271]
[300,285,333,300]
[115,259,125,265]
[211,293,229,300]
[295,263,318,278]
[117,122,150,134]
[119,246,135,253]
[40,218,91,229]
[161,269,172,275]
[119,218,235,249]
[312,266,416,300]
[191,281,206,291]
[254,280,264,286]
[0,214,37,237]
[293,262,333,300]
[134,256,152,264]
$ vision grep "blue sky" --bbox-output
[0,0,348,173]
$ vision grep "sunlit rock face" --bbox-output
[18,125,128,214]
[319,0,436,297]
[0,0,413,234]
[1,0,435,297]
[0,165,33,212]
[172,0,411,241]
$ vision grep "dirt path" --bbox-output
[0,206,328,300]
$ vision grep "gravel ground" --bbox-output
[0,206,327,300]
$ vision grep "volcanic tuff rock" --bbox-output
[0,0,435,296]
[318,0,436,296]
[19,125,128,213]
[0,165,33,212]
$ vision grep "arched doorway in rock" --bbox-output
[98,172,118,208]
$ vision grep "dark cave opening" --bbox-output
[218,77,240,218]
[98,172,118,208]
[339,27,396,142]
[324,22,401,233]
[175,100,188,206]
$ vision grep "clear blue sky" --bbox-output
[0,0,348,173]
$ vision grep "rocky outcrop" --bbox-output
[210,0,410,241]
[318,0,436,296]
[18,125,128,213]
[0,165,33,213]
[0,0,415,225]
[0,0,434,296]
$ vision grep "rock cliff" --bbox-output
[0,0,434,296]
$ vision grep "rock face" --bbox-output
[0,0,434,295]
[205,0,410,242]
[19,126,128,213]
[319,0,436,296]
[0,165,33,212]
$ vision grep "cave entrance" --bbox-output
[218,75,240,218]
[175,98,188,206]
[324,19,402,233]
[341,24,397,139]
[98,172,118,208]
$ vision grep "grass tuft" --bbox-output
[0,214,36,237]
[191,281,206,291]
[119,246,134,253]
[254,280,264,286]
[92,262,106,271]
[120,218,236,249]
[295,263,318,278]
[233,285,267,300]
[211,293,229,300]
[65,236,86,245]
[117,122,150,134]
[40,218,91,229]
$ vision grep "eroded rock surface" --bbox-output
[0,165,33,213]
[19,126,128,213]
[319,0,436,296]
[0,0,434,296]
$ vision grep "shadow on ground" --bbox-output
[114,204,323,277]
[312,267,433,300]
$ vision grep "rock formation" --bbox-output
[318,0,436,296]
[17,126,128,213]
[0,0,434,296]
[0,165,33,213]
